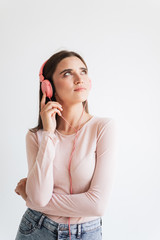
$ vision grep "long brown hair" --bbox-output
[29,50,90,133]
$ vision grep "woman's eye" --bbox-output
[63,72,71,77]
[82,70,87,74]
[63,70,87,77]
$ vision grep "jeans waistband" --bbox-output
[26,208,102,237]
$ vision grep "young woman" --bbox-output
[14,50,116,240]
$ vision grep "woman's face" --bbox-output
[52,56,91,106]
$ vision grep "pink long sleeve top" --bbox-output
[25,115,117,224]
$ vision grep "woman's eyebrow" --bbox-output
[59,67,88,75]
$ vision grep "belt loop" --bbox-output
[76,223,82,239]
[37,214,46,229]
[100,217,102,226]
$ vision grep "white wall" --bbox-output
[0,0,160,239]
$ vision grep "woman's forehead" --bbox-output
[56,56,85,70]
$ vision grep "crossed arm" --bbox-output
[15,119,117,217]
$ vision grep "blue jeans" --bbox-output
[15,208,102,239]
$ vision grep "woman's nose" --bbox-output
[75,79,84,85]
[75,75,84,84]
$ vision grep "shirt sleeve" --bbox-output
[25,130,59,207]
[26,119,117,217]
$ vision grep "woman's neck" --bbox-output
[56,111,91,134]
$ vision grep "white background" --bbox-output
[0,0,160,239]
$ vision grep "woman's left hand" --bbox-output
[15,177,27,201]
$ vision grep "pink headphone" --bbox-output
[39,59,92,240]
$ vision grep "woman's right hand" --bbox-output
[40,92,63,132]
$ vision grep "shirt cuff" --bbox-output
[42,130,60,145]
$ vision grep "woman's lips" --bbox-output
[74,88,86,91]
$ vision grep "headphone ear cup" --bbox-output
[41,80,53,99]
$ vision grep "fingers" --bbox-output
[42,103,63,115]
[40,92,63,113]
[15,179,26,195]
[15,186,20,195]
[15,178,27,196]
[49,108,62,117]
[21,177,27,181]
[15,190,20,195]
[40,92,46,111]
[19,178,27,182]
[18,179,27,185]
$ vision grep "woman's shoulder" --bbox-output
[92,116,116,142]
[92,115,115,127]
[91,116,116,137]
[25,129,43,145]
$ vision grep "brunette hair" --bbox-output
[29,50,89,133]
